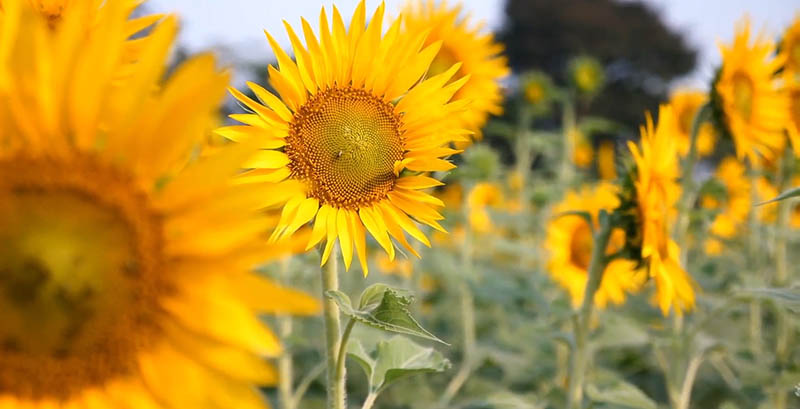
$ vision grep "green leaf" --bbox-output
[324,290,355,315]
[348,336,450,394]
[755,185,800,206]
[346,340,375,389]
[327,285,447,344]
[737,287,800,313]
[586,379,658,409]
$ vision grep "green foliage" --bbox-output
[347,336,451,395]
[326,285,447,344]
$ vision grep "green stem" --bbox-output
[676,355,704,409]
[675,103,712,265]
[321,246,345,409]
[747,167,763,357]
[335,319,356,391]
[278,259,295,409]
[361,393,378,409]
[516,105,534,213]
[566,217,612,409]
[439,202,477,407]
[774,148,792,409]
[561,93,577,185]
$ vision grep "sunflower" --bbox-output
[568,56,605,96]
[401,0,509,140]
[628,106,695,315]
[780,14,800,77]
[466,182,503,233]
[597,140,617,180]
[668,89,717,157]
[712,18,790,163]
[546,183,644,308]
[0,2,317,407]
[571,128,594,168]
[785,75,800,152]
[221,1,468,275]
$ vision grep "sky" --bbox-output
[149,0,799,88]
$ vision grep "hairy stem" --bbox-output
[439,205,477,407]
[566,218,612,409]
[321,246,345,409]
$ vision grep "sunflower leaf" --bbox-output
[755,185,800,206]
[736,287,800,313]
[347,336,451,394]
[327,285,447,344]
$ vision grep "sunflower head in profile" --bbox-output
[0,1,316,407]
[546,183,644,308]
[668,89,718,157]
[710,18,790,163]
[221,1,469,275]
[401,0,509,141]
[627,106,696,315]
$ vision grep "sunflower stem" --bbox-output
[335,319,356,394]
[746,165,763,357]
[773,148,792,409]
[566,215,612,409]
[560,93,577,185]
[516,104,534,213]
[278,259,295,409]
[439,202,477,408]
[321,245,346,409]
[675,103,712,265]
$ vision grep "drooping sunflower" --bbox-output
[546,183,644,308]
[0,2,317,407]
[401,0,509,140]
[221,1,468,275]
[712,18,791,162]
[668,89,717,157]
[628,106,695,315]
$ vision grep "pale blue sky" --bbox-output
[149,0,798,88]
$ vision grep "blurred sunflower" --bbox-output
[571,128,594,169]
[780,14,800,77]
[702,158,750,254]
[402,0,509,140]
[597,140,617,180]
[375,253,414,279]
[546,183,643,308]
[221,1,468,275]
[712,18,790,162]
[0,2,317,407]
[466,182,504,233]
[668,89,717,157]
[785,74,800,152]
[568,56,605,96]
[628,106,695,315]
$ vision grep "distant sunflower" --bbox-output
[402,0,509,140]
[546,183,644,308]
[702,157,750,254]
[221,1,468,275]
[0,2,316,407]
[780,14,800,77]
[712,19,790,163]
[628,106,695,315]
[466,182,503,233]
[668,89,717,157]
[597,140,617,180]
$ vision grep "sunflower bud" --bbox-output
[568,56,605,97]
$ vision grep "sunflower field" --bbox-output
[1,0,800,408]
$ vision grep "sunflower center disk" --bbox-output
[569,223,594,270]
[0,157,165,400]
[287,87,404,209]
[731,72,754,120]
